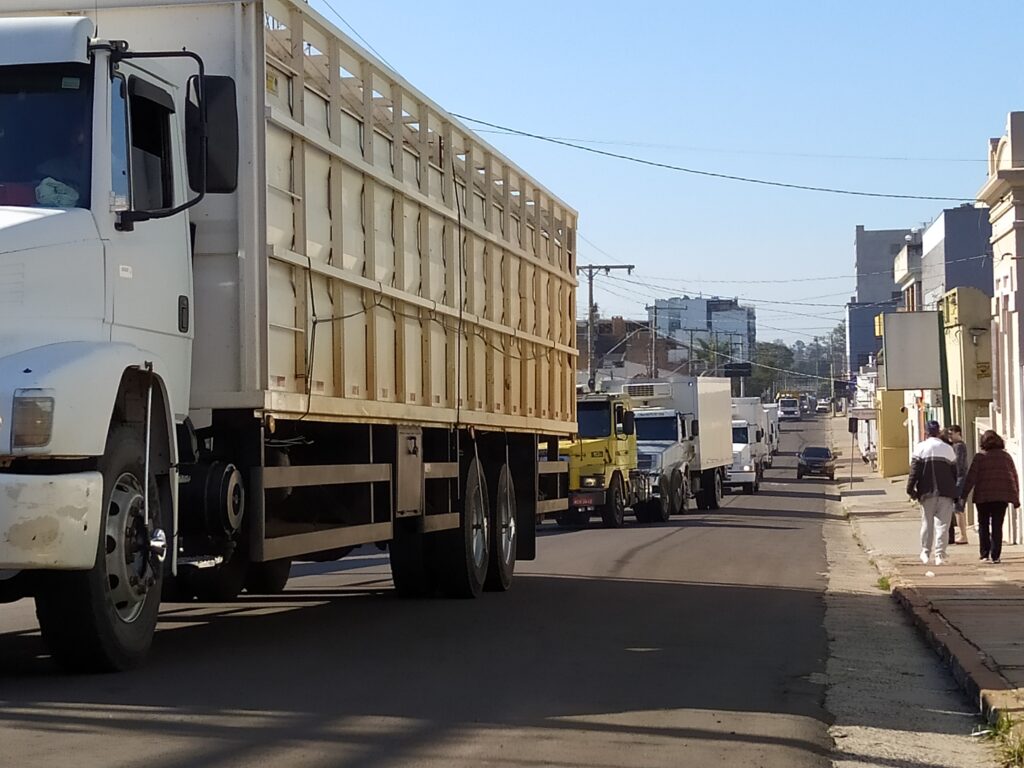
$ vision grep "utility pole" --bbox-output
[578,263,635,390]
[647,303,658,378]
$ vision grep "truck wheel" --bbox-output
[704,469,723,510]
[675,473,692,514]
[485,464,516,592]
[178,552,249,602]
[601,474,626,528]
[389,519,438,597]
[438,458,490,598]
[245,558,292,595]
[669,471,686,516]
[35,426,163,672]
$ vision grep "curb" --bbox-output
[839,492,1024,729]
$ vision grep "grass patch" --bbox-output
[876,576,891,591]
[974,713,1024,767]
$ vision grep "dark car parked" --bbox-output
[797,446,835,480]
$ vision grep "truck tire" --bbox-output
[700,468,723,510]
[178,552,249,602]
[438,458,490,598]
[675,471,689,515]
[484,464,516,592]
[601,474,626,528]
[245,558,292,595]
[389,518,438,597]
[34,426,163,672]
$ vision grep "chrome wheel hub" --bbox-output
[104,472,152,623]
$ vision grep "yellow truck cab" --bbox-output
[558,392,651,528]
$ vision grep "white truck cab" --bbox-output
[0,14,239,670]
[726,419,763,494]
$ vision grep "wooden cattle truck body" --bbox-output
[6,0,576,577]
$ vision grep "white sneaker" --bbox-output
[920,550,930,564]
[935,556,946,565]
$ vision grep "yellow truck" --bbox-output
[558,392,651,528]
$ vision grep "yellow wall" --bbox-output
[877,388,909,477]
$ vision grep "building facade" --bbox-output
[847,226,911,378]
[977,111,1024,545]
[920,206,993,309]
[650,296,756,369]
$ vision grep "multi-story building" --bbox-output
[649,296,756,369]
[847,225,911,377]
[977,111,1024,545]
[893,233,922,311]
[920,205,993,309]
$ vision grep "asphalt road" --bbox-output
[0,419,837,768]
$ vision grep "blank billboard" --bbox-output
[881,311,941,390]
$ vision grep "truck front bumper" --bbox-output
[725,470,756,487]
[569,489,606,508]
[0,471,102,569]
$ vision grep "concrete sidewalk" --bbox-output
[827,416,1024,726]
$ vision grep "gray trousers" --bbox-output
[920,495,955,560]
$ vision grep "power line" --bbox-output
[453,114,970,202]
[472,127,983,164]
[315,0,396,71]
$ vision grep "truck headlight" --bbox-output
[582,475,604,488]
[12,394,54,448]
[743,464,751,472]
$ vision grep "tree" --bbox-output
[693,337,734,374]
[750,342,794,399]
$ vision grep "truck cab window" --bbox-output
[0,63,92,208]
[128,77,175,210]
[110,76,130,208]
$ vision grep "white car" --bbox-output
[815,399,831,414]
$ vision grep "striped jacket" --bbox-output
[906,437,958,500]
[962,448,1020,507]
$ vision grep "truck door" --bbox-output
[105,63,193,414]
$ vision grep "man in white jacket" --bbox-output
[906,420,958,566]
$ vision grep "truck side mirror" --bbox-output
[622,411,636,436]
[187,75,238,194]
[691,420,699,437]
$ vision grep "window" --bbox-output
[634,416,676,441]
[732,426,749,444]
[110,75,130,209]
[577,402,611,439]
[0,63,93,208]
[128,77,175,210]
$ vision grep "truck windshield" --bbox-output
[779,399,798,409]
[635,416,676,441]
[577,402,611,438]
[732,426,749,443]
[0,63,93,209]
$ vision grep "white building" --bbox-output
[650,296,756,369]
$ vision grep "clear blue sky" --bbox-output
[307,0,1023,344]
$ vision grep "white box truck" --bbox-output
[623,378,733,518]
[0,0,577,671]
[727,397,768,494]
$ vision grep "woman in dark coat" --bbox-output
[962,430,1021,564]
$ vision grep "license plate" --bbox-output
[572,494,596,507]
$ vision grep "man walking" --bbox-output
[947,425,969,545]
[907,420,958,565]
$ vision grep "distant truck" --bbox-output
[762,403,780,463]
[778,396,801,421]
[727,398,769,494]
[559,392,651,528]
[625,379,733,518]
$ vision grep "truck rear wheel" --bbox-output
[35,426,163,672]
[438,458,490,598]
[245,558,292,595]
[601,474,626,528]
[699,468,722,510]
[485,464,516,592]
